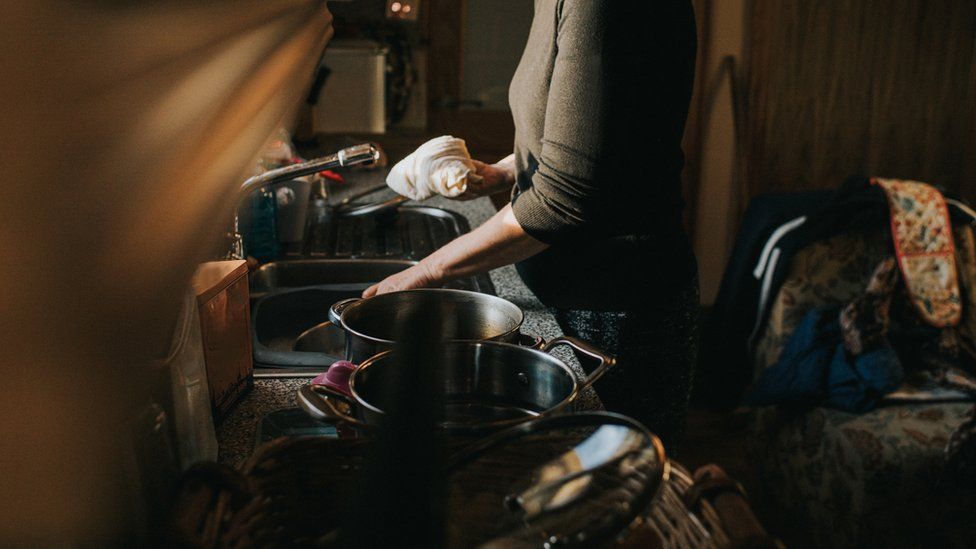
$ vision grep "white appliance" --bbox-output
[314,39,387,134]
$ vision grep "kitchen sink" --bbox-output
[249,258,485,377]
[250,258,416,294]
[250,258,479,296]
[252,288,350,371]
[301,204,495,293]
[249,204,495,377]
[250,259,417,376]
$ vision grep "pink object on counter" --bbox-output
[311,360,357,397]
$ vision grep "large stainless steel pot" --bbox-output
[328,289,533,363]
[297,337,615,434]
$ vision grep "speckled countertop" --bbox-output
[216,195,601,468]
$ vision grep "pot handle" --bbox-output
[517,333,545,350]
[328,298,360,325]
[297,384,370,430]
[542,336,617,390]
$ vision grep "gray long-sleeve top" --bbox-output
[508,0,698,309]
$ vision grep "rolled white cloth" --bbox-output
[386,135,481,201]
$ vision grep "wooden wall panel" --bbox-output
[742,1,976,202]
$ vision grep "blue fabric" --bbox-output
[746,308,904,413]
[699,191,832,406]
[702,179,893,409]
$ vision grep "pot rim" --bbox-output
[337,288,525,346]
[347,340,582,431]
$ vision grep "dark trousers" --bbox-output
[551,276,699,451]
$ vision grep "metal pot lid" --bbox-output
[445,412,667,548]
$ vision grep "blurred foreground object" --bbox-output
[0,1,333,543]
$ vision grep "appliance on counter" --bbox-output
[314,39,388,134]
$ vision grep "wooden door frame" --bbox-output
[420,0,515,163]
[683,0,713,240]
[422,0,465,118]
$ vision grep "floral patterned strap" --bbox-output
[872,178,962,327]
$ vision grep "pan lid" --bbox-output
[446,412,667,547]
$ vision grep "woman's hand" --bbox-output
[362,262,443,298]
[455,157,517,201]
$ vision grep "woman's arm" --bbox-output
[365,2,628,296]
[362,203,547,297]
[509,1,626,245]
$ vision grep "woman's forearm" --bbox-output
[425,203,547,282]
[362,203,547,297]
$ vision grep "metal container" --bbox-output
[273,178,312,244]
[293,321,346,356]
[297,337,615,434]
[328,289,532,363]
[313,39,387,134]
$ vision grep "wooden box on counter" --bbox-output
[192,260,253,422]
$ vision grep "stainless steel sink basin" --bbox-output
[250,258,481,377]
[250,259,416,377]
[294,321,345,356]
[250,258,416,293]
[301,205,495,293]
[252,288,351,372]
[250,258,482,296]
[248,205,497,377]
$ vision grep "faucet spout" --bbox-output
[224,143,381,260]
[239,143,380,199]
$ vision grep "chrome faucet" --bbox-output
[239,143,380,199]
[225,143,381,260]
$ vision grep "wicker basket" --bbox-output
[169,439,776,547]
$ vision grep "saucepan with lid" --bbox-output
[328,288,541,363]
[297,337,616,434]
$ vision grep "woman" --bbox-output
[365,1,699,447]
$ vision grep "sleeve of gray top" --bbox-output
[511,0,617,245]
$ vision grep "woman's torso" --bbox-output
[509,0,699,310]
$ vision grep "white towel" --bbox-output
[385,136,481,201]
